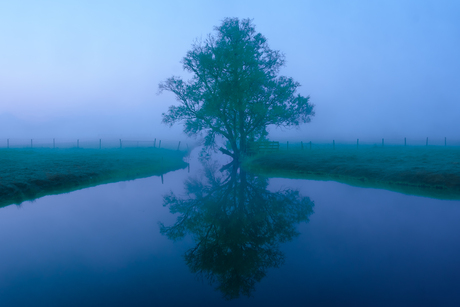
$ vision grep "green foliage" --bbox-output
[0,148,188,208]
[244,146,460,199]
[159,18,314,159]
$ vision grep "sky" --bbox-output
[0,0,459,144]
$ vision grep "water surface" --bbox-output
[1,150,459,306]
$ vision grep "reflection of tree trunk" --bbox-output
[239,167,247,213]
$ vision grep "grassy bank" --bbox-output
[0,148,188,207]
[243,146,460,199]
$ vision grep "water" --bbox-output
[1,149,460,306]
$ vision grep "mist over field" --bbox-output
[1,0,459,142]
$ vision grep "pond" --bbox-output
[1,149,460,306]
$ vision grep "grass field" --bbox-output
[0,148,188,208]
[243,146,460,199]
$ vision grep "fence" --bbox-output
[2,137,458,151]
[0,138,191,151]
[275,137,460,150]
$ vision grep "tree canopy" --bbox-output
[159,18,315,160]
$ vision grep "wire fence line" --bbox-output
[275,137,460,150]
[1,137,458,151]
[0,138,191,151]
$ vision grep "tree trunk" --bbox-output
[219,137,241,161]
[238,107,246,159]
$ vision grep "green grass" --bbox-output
[0,148,188,208]
[243,146,460,200]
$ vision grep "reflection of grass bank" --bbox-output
[243,147,460,200]
[0,148,188,207]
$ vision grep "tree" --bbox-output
[159,18,314,161]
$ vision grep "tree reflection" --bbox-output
[159,161,314,300]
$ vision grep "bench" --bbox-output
[246,141,280,156]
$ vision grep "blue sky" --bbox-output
[0,0,459,142]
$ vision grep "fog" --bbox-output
[1,0,459,143]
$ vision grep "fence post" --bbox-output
[309,141,312,150]
[357,138,359,148]
[445,137,447,146]
[99,139,101,149]
[333,140,335,149]
[301,141,304,150]
[382,138,384,147]
[177,141,181,151]
[31,139,33,148]
[120,139,122,149]
[159,140,161,148]
[7,139,9,149]
[154,138,156,148]
[426,137,428,146]
[404,137,406,146]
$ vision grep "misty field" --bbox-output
[0,148,188,208]
[244,146,460,199]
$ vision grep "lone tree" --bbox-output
[159,18,314,160]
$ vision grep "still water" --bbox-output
[1,150,460,306]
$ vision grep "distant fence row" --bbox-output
[275,137,460,150]
[1,137,458,151]
[0,138,191,151]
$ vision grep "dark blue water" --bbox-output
[1,150,460,306]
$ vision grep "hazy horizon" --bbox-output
[1,0,459,142]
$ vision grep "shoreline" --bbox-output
[0,148,188,208]
[243,147,460,200]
